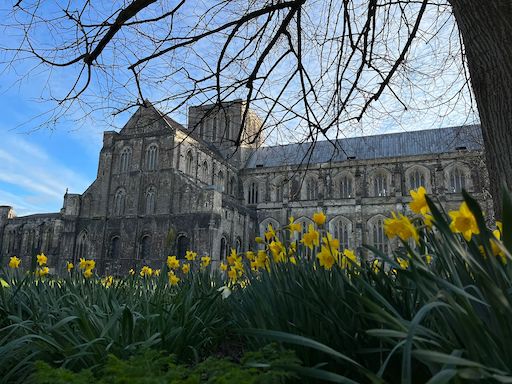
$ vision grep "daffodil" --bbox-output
[227,249,241,266]
[322,233,340,256]
[36,266,50,277]
[79,258,87,269]
[167,255,180,269]
[245,251,255,261]
[449,201,480,241]
[220,262,228,271]
[104,275,114,287]
[256,250,269,269]
[154,269,161,276]
[85,259,95,270]
[129,268,135,276]
[313,211,326,226]
[317,246,336,270]
[264,224,276,241]
[201,256,211,268]
[168,271,180,285]
[289,256,297,265]
[409,187,429,215]
[36,253,47,266]
[288,216,302,233]
[397,257,409,270]
[140,265,153,277]
[250,260,259,270]
[269,241,285,262]
[217,285,231,299]
[301,224,320,250]
[228,267,238,283]
[182,263,190,274]
[185,250,197,261]
[8,256,20,269]
[341,249,359,269]
[384,212,419,243]
[66,262,74,272]
[255,237,264,244]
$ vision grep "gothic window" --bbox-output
[77,231,89,260]
[199,121,205,138]
[229,176,237,196]
[202,161,209,182]
[186,151,194,175]
[177,235,189,259]
[110,236,120,259]
[146,144,158,171]
[226,115,231,140]
[213,116,218,140]
[374,172,388,197]
[370,217,388,254]
[248,181,259,204]
[140,235,151,259]
[449,167,466,193]
[235,237,242,254]
[113,189,126,216]
[220,237,228,260]
[145,188,156,214]
[305,178,318,200]
[339,175,353,198]
[120,147,131,173]
[217,170,225,192]
[409,169,426,190]
[332,218,351,251]
[275,182,284,202]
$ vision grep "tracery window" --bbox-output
[146,144,158,171]
[120,147,131,173]
[248,181,259,204]
[409,169,426,190]
[202,161,209,182]
[370,217,388,253]
[374,172,388,197]
[333,219,351,251]
[186,151,194,175]
[113,189,126,216]
[340,175,353,198]
[450,167,466,193]
[145,188,156,214]
[305,178,318,200]
[77,231,89,260]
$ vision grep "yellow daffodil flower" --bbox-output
[79,258,87,270]
[317,246,336,270]
[185,250,197,261]
[301,224,320,250]
[255,237,264,244]
[36,253,47,266]
[168,271,180,285]
[245,251,255,261]
[154,269,161,276]
[8,256,21,269]
[182,263,190,274]
[167,255,180,269]
[220,262,228,272]
[289,256,297,265]
[140,265,153,277]
[201,256,211,268]
[448,201,480,241]
[66,262,74,272]
[104,275,114,287]
[409,187,429,215]
[341,249,359,269]
[129,268,135,276]
[397,257,409,270]
[313,211,327,226]
[227,249,241,266]
[264,224,276,241]
[384,212,419,243]
[228,267,238,283]
[85,259,95,270]
[36,266,50,277]
[288,216,302,233]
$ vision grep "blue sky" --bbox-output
[0,1,479,216]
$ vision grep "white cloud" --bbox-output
[0,134,91,216]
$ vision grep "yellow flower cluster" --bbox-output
[9,256,21,269]
[35,253,49,277]
[78,257,96,278]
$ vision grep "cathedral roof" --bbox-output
[244,125,483,169]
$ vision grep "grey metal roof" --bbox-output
[244,125,483,169]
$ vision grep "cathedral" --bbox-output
[0,100,490,274]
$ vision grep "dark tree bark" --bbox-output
[449,0,512,218]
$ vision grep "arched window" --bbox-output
[120,147,131,173]
[177,235,189,259]
[217,170,225,192]
[370,217,388,254]
[374,172,388,197]
[113,189,126,216]
[235,237,242,254]
[213,116,219,140]
[185,151,194,175]
[332,218,351,251]
[248,181,259,204]
[275,182,284,202]
[229,176,237,196]
[199,121,205,138]
[77,231,88,260]
[339,175,353,198]
[140,235,151,259]
[409,169,426,190]
[110,236,120,259]
[145,188,156,214]
[450,167,466,193]
[220,237,228,260]
[146,144,158,171]
[305,178,318,200]
[202,161,209,182]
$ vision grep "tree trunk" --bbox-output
[449,0,512,219]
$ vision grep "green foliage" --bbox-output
[30,345,299,384]
[2,191,512,383]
